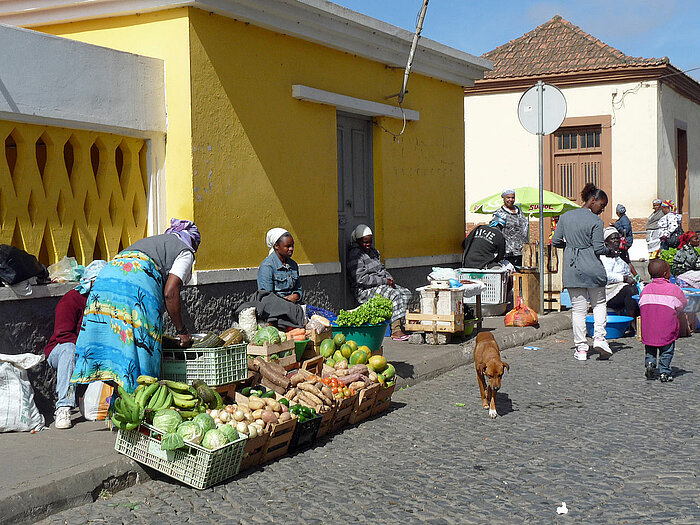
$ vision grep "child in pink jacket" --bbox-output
[639,259,688,382]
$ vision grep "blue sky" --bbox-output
[331,1,700,81]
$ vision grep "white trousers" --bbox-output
[568,287,607,350]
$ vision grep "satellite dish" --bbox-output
[518,83,567,135]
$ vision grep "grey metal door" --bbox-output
[337,112,373,307]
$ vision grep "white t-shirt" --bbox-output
[169,251,194,285]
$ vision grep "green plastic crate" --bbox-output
[115,423,246,489]
[161,343,247,386]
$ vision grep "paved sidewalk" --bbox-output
[0,311,572,524]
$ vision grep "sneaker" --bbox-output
[645,362,657,380]
[593,339,612,359]
[391,331,409,341]
[659,373,674,383]
[573,349,588,361]
[54,407,72,429]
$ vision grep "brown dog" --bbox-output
[474,332,509,419]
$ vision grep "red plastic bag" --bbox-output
[504,296,539,327]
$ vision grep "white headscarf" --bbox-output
[351,224,373,242]
[603,227,618,240]
[266,228,290,255]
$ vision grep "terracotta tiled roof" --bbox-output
[482,15,669,79]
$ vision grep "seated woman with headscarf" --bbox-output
[672,231,700,288]
[347,224,412,341]
[236,228,306,330]
[601,227,640,322]
[71,218,201,393]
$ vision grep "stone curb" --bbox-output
[395,312,572,388]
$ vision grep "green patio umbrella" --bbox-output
[470,186,580,217]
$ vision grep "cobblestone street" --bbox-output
[41,330,699,524]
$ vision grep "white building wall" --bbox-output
[658,83,700,221]
[465,80,659,227]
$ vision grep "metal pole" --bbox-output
[398,0,429,105]
[537,81,545,314]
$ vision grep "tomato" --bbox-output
[348,388,355,396]
[330,378,338,387]
[343,387,350,396]
[331,387,339,394]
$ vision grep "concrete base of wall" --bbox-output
[0,263,444,418]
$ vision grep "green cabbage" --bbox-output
[218,424,239,443]
[152,409,183,434]
[201,428,229,450]
[192,413,216,434]
[177,421,204,445]
[160,432,185,451]
[253,326,281,345]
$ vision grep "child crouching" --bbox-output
[639,259,688,382]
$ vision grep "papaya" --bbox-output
[346,340,358,352]
[333,350,344,363]
[368,355,388,373]
[349,349,368,365]
[333,333,346,347]
[320,338,336,358]
[340,344,353,359]
[326,358,336,367]
[358,345,371,358]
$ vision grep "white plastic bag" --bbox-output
[0,353,46,432]
[79,381,114,421]
[47,256,84,283]
[427,267,459,283]
[238,307,258,341]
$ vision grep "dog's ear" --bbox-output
[502,362,509,373]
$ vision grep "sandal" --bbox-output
[391,331,409,341]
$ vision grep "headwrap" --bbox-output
[662,200,676,212]
[75,260,107,295]
[266,228,290,255]
[165,218,201,251]
[603,227,619,240]
[678,231,696,250]
[351,224,373,242]
[652,199,662,205]
[501,188,515,197]
[616,204,626,214]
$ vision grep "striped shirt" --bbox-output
[639,278,688,346]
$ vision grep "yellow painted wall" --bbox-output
[37,7,466,270]
[188,9,465,269]
[37,9,194,223]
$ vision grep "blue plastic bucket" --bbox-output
[586,314,633,339]
[331,322,389,352]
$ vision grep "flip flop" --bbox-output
[391,332,409,341]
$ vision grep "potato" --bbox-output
[264,397,277,407]
[248,397,265,410]
[278,412,292,423]
[252,409,264,419]
[261,410,278,424]
[270,401,281,412]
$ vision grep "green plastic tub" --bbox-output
[294,339,310,361]
[463,319,479,336]
[331,322,389,352]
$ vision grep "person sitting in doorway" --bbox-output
[346,224,412,341]
[238,228,306,330]
[44,260,107,429]
[601,228,640,325]
[499,189,529,267]
[461,212,507,269]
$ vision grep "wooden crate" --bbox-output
[247,340,295,360]
[261,418,296,463]
[316,404,337,437]
[300,355,324,376]
[513,271,540,313]
[405,312,464,333]
[330,393,358,433]
[239,432,269,471]
[348,383,380,424]
[371,383,396,416]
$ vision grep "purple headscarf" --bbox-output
[165,218,201,251]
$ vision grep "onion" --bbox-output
[233,409,245,422]
[236,421,249,434]
[244,412,254,422]
[225,405,235,414]
[214,417,222,425]
[248,425,258,439]
[255,418,264,426]
[219,411,230,423]
[210,409,220,419]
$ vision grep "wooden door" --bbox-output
[676,128,689,230]
[337,113,373,307]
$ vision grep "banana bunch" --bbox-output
[112,385,143,430]
[135,375,207,418]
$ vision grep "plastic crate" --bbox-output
[161,343,247,386]
[114,423,246,490]
[458,268,509,305]
[288,414,322,452]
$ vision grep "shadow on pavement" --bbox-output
[671,367,692,378]
[495,392,515,416]
[393,361,415,381]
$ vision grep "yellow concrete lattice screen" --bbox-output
[0,121,149,266]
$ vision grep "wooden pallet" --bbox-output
[404,312,464,333]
